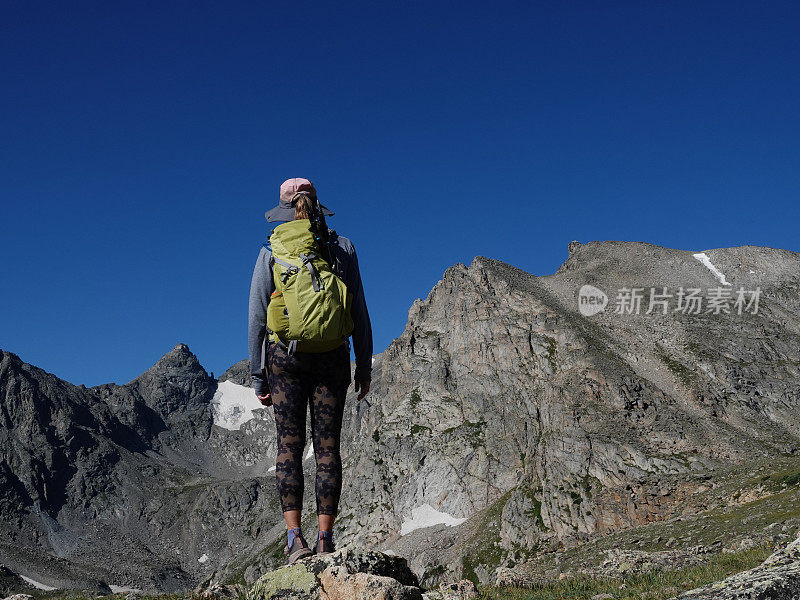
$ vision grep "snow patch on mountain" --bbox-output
[399,503,467,535]
[693,252,731,286]
[211,380,263,430]
[20,575,58,591]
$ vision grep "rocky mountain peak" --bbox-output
[127,343,213,411]
[398,255,545,362]
[105,343,218,465]
[172,342,191,354]
[133,343,207,383]
[218,359,251,386]
[0,349,21,368]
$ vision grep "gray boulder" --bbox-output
[247,547,422,600]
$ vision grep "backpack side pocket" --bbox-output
[266,290,290,339]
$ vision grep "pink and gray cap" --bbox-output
[265,178,335,223]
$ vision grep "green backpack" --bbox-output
[266,219,354,353]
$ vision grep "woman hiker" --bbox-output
[248,178,373,564]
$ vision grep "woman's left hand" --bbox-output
[257,394,273,407]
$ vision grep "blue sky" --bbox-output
[2,1,799,386]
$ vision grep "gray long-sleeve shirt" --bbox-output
[248,230,373,396]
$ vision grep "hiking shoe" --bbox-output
[315,536,335,556]
[285,534,313,564]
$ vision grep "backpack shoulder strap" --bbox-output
[262,241,278,298]
[263,238,275,267]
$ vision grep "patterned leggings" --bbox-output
[268,341,351,515]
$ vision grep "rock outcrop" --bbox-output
[218,359,252,386]
[244,548,479,600]
[248,548,422,600]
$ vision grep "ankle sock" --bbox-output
[318,530,333,542]
[287,527,302,548]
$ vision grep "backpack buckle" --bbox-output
[280,267,298,284]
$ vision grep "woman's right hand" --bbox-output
[257,394,273,407]
[354,379,370,401]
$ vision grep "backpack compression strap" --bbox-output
[273,254,324,292]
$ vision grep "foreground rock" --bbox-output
[673,532,800,599]
[247,548,477,600]
[248,548,421,600]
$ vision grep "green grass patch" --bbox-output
[545,337,557,372]
[569,491,583,505]
[778,471,800,487]
[448,490,513,588]
[655,343,696,387]
[442,420,486,436]
[411,424,431,436]
[520,486,544,529]
[478,545,771,600]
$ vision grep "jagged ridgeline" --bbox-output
[1,241,799,594]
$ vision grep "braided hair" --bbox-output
[291,192,336,269]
